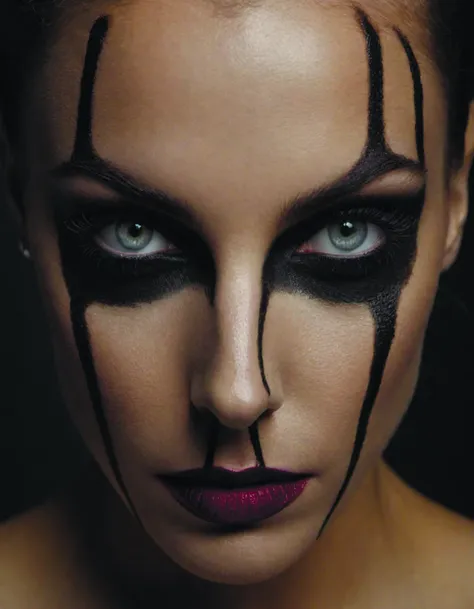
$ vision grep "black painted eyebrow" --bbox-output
[282,160,424,229]
[51,150,423,232]
[51,159,198,229]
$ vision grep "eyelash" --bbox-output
[59,200,420,281]
[290,205,418,267]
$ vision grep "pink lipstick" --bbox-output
[159,467,310,526]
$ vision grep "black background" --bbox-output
[0,177,473,522]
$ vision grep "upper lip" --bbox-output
[159,467,311,489]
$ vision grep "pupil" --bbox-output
[128,224,144,239]
[339,221,356,238]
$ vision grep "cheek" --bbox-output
[26,209,112,469]
[363,288,434,468]
[83,290,212,469]
[366,219,445,457]
[263,280,432,479]
[263,294,375,471]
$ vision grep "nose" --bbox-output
[191,259,278,430]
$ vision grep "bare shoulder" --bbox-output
[415,500,474,609]
[0,497,108,609]
[384,465,474,608]
[0,500,65,608]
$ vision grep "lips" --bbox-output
[159,467,311,526]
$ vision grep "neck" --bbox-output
[67,460,410,609]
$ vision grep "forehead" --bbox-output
[35,0,442,207]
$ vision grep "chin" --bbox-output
[148,513,319,585]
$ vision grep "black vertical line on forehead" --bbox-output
[395,29,426,168]
[72,15,110,161]
[70,298,142,522]
[332,9,413,195]
[358,9,386,151]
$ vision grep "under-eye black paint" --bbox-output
[248,269,273,469]
[258,277,272,397]
[318,288,400,534]
[69,298,140,517]
[55,8,426,531]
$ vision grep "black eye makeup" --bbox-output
[276,189,425,304]
[55,185,424,308]
[54,197,215,307]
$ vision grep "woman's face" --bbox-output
[19,0,466,585]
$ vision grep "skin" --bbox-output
[1,0,474,607]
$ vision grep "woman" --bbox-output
[0,0,473,607]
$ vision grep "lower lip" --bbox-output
[162,479,309,526]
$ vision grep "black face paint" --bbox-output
[255,9,426,535]
[247,269,273,469]
[395,28,425,167]
[54,16,140,520]
[284,10,426,535]
[54,16,217,516]
[316,12,426,536]
[204,416,220,469]
[54,9,425,530]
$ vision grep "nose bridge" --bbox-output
[193,255,272,430]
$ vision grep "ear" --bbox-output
[442,102,474,271]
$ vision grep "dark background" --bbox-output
[0,178,473,522]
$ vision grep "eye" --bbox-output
[296,219,385,257]
[96,220,177,257]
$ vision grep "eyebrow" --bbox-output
[51,158,198,229]
[51,146,423,229]
[281,156,424,229]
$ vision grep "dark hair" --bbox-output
[428,0,474,165]
[0,0,473,165]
